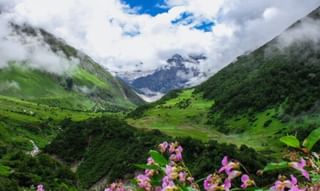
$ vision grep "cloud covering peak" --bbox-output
[0,0,319,83]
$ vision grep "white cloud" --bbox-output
[0,15,79,75]
[0,0,319,82]
[276,18,320,49]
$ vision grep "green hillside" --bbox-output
[0,95,104,190]
[128,7,320,152]
[0,24,144,112]
[0,24,145,190]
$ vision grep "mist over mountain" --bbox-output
[118,54,207,101]
[0,20,144,111]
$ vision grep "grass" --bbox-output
[128,89,295,152]
[128,89,209,127]
[72,68,110,89]
[0,95,102,151]
[128,89,216,140]
[0,64,138,111]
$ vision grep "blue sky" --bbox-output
[122,0,214,32]
[122,0,169,16]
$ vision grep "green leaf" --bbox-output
[149,150,168,166]
[150,174,162,186]
[263,161,289,172]
[181,186,197,191]
[303,128,320,151]
[0,164,10,177]
[134,164,160,170]
[311,173,320,183]
[280,135,300,148]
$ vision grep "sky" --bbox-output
[0,0,320,84]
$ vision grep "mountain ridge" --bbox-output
[122,54,207,99]
[128,6,320,150]
[0,23,145,111]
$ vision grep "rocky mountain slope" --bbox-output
[121,54,206,99]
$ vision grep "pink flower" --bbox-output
[241,174,254,188]
[37,184,45,191]
[187,176,194,183]
[169,143,176,153]
[169,153,183,162]
[162,176,176,190]
[165,165,178,180]
[136,174,152,191]
[175,146,183,161]
[204,175,217,191]
[289,158,310,180]
[203,174,223,191]
[104,182,128,191]
[218,156,239,175]
[178,171,187,183]
[271,175,305,191]
[147,157,155,165]
[159,142,169,153]
[289,175,305,191]
[223,179,231,191]
[227,170,241,180]
[145,169,155,177]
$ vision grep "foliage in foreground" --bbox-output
[34,128,320,191]
[104,135,319,191]
[105,127,320,191]
[45,116,266,189]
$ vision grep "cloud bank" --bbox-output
[0,0,319,83]
[0,15,79,75]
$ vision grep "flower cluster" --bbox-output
[160,141,183,162]
[271,175,304,191]
[138,142,196,191]
[204,156,254,191]
[289,158,310,180]
[104,182,130,191]
[102,141,318,191]
[37,184,45,191]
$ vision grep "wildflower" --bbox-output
[223,179,231,191]
[37,184,45,191]
[104,182,127,191]
[169,153,182,162]
[145,169,155,177]
[271,175,304,191]
[169,142,178,153]
[227,170,241,180]
[241,174,255,188]
[187,176,194,183]
[289,158,310,180]
[165,165,179,180]
[162,176,176,190]
[203,174,223,191]
[136,174,152,191]
[147,157,155,165]
[218,156,240,175]
[175,146,183,161]
[178,171,187,183]
[159,142,169,153]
